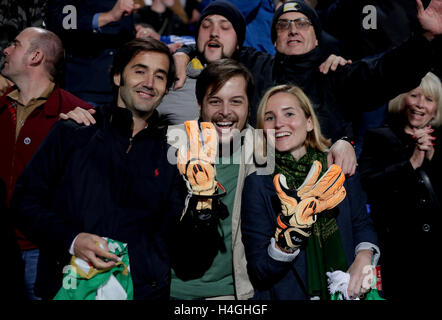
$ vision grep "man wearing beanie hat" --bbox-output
[194,0,246,59]
[271,0,322,49]
[156,0,247,126]
[157,3,256,300]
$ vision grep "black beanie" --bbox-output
[271,1,321,43]
[195,0,246,49]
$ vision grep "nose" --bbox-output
[209,24,220,38]
[219,103,232,116]
[274,115,284,129]
[414,95,427,109]
[3,45,11,56]
[142,74,154,89]
[288,21,298,34]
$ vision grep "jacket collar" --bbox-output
[107,103,164,138]
[274,46,324,79]
[0,84,61,116]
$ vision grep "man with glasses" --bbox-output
[238,0,442,175]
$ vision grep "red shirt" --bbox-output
[0,85,92,250]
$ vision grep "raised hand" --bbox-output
[417,0,442,38]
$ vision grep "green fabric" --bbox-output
[274,147,348,300]
[330,273,385,300]
[330,288,384,300]
[170,153,239,299]
[54,238,133,300]
[275,147,329,189]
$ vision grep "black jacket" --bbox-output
[359,119,442,299]
[240,34,439,141]
[11,105,186,299]
[319,0,421,61]
[241,172,378,299]
[134,6,190,36]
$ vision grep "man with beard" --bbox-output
[11,37,186,300]
[167,58,262,300]
[56,57,266,300]
[156,0,247,126]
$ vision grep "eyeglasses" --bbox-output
[276,18,312,32]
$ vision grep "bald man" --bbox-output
[0,27,92,300]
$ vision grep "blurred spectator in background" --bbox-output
[314,0,437,157]
[45,0,157,106]
[229,0,276,54]
[359,72,442,300]
[0,0,47,66]
[134,0,191,36]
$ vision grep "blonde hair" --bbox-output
[256,84,331,152]
[389,72,442,127]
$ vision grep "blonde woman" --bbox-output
[359,72,442,299]
[241,84,379,300]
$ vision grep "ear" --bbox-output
[113,73,121,87]
[28,49,44,66]
[306,117,314,132]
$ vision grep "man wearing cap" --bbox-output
[242,0,441,167]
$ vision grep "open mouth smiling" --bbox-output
[275,131,291,139]
[411,110,425,117]
[215,121,234,130]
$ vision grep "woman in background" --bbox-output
[359,72,442,300]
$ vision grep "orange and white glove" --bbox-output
[177,121,226,225]
[274,160,346,251]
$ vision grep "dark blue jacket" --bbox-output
[11,105,186,299]
[240,172,378,300]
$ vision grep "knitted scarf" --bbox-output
[274,147,348,299]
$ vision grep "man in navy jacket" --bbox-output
[11,37,186,300]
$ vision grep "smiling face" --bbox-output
[200,75,248,145]
[197,14,238,63]
[114,51,169,120]
[274,11,318,56]
[263,92,313,160]
[404,87,438,129]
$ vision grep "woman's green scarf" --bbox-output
[274,147,348,299]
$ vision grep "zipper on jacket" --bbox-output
[126,137,133,154]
